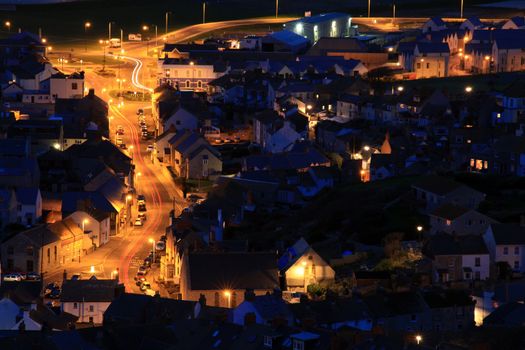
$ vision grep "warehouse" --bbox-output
[284,13,353,44]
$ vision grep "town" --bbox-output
[0,1,525,349]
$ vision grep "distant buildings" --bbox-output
[285,13,354,44]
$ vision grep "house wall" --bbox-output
[1,235,61,274]
[414,56,449,78]
[336,100,359,119]
[62,301,111,324]
[429,305,475,331]
[154,131,176,162]
[164,108,198,132]
[0,192,17,228]
[433,255,462,282]
[158,63,222,91]
[17,190,42,226]
[462,254,490,280]
[495,244,525,272]
[284,251,335,290]
[50,77,84,99]
[186,147,222,179]
[430,211,493,235]
[182,288,272,308]
[493,46,525,72]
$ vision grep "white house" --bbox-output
[413,42,450,78]
[61,276,123,324]
[66,210,111,249]
[429,203,496,236]
[483,223,525,273]
[15,187,42,226]
[502,16,525,30]
[49,71,84,100]
[163,105,199,133]
[278,238,336,292]
[492,35,525,73]
[7,61,57,91]
[264,121,301,154]
[232,292,293,326]
[158,59,227,91]
[459,17,486,33]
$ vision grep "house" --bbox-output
[499,79,525,124]
[421,288,475,331]
[153,127,177,162]
[0,297,41,331]
[278,238,335,292]
[0,189,17,229]
[66,210,111,249]
[413,42,450,78]
[502,16,525,30]
[336,94,361,119]
[232,290,293,326]
[157,58,227,91]
[363,291,431,333]
[60,276,124,324]
[492,32,525,72]
[169,131,222,179]
[429,203,496,236]
[0,225,61,275]
[179,252,279,308]
[483,223,525,273]
[6,59,57,91]
[460,17,486,32]
[289,298,373,331]
[15,187,42,227]
[423,233,490,283]
[261,30,310,54]
[49,71,84,100]
[285,13,353,43]
[411,176,486,213]
[422,17,447,33]
[162,104,200,133]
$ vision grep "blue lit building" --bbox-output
[284,13,353,44]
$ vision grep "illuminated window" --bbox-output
[483,161,488,169]
[470,159,475,167]
[475,160,483,170]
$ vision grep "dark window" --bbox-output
[515,246,520,255]
[504,247,509,255]
[47,248,50,264]
[475,257,480,267]
[26,246,34,256]
[72,83,78,90]
[7,259,14,270]
[73,302,78,309]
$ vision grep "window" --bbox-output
[214,292,219,307]
[73,302,78,309]
[410,314,417,322]
[54,246,57,262]
[515,261,520,269]
[475,271,481,280]
[475,257,480,267]
[7,246,14,255]
[416,63,421,69]
[26,246,34,256]
[89,316,93,323]
[176,120,181,125]
[186,80,191,88]
[72,83,78,90]
[264,336,273,348]
[7,259,13,270]
[515,246,520,255]
[197,80,202,88]
[89,305,94,312]
[47,248,50,264]
[426,63,430,69]
[504,247,509,255]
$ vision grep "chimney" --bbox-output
[244,288,256,302]
[88,88,95,98]
[63,269,68,281]
[199,294,206,306]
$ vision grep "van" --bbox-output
[109,38,121,48]
[116,137,123,145]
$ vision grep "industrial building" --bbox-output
[284,13,354,44]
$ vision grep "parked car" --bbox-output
[138,212,147,221]
[44,282,60,295]
[135,271,146,285]
[116,125,124,135]
[71,274,81,281]
[119,143,127,150]
[25,272,41,281]
[140,281,151,291]
[146,144,154,152]
[138,203,146,212]
[137,194,145,204]
[47,288,61,299]
[137,108,144,115]
[3,273,24,282]
[144,289,156,296]
[134,218,143,226]
[155,241,166,251]
[138,265,149,273]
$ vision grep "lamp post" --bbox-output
[203,2,206,24]
[129,145,134,161]
[367,0,371,17]
[416,225,423,242]
[416,335,422,345]
[190,61,195,90]
[99,39,109,71]
[108,21,114,41]
[149,238,155,264]
[275,0,278,18]
[84,21,91,51]
[5,21,11,32]
[165,12,171,34]
[460,0,464,19]
[125,194,132,234]
[136,172,141,192]
[142,25,150,55]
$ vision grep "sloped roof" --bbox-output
[247,294,292,320]
[263,30,309,47]
[187,252,279,291]
[483,301,525,326]
[490,223,525,245]
[430,203,470,220]
[411,175,474,196]
[424,233,488,257]
[416,42,450,54]
[61,277,121,302]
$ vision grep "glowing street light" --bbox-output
[90,265,95,274]
[397,86,404,92]
[416,225,423,232]
[363,145,370,151]
[415,335,422,345]
[82,218,89,232]
[224,290,231,307]
[53,142,61,150]
[465,86,473,93]
[5,21,11,32]
[84,21,91,51]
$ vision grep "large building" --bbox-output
[284,13,353,44]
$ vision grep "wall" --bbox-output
[50,77,84,99]
[62,301,111,324]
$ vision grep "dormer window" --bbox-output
[264,336,273,348]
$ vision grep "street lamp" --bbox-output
[84,21,91,51]
[99,39,109,71]
[460,0,464,19]
[136,172,142,192]
[367,0,371,17]
[203,2,206,24]
[275,0,278,18]
[165,11,171,34]
[363,145,370,151]
[149,238,155,264]
[5,21,11,32]
[224,291,231,307]
[415,335,422,345]
[129,145,134,160]
[465,86,473,93]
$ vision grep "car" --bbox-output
[134,218,143,226]
[138,203,146,212]
[160,235,167,242]
[155,241,166,251]
[144,289,156,296]
[138,264,149,273]
[3,273,23,282]
[119,143,127,150]
[116,137,123,145]
[138,212,147,221]
[25,272,41,281]
[134,271,146,285]
[137,194,145,204]
[146,144,154,152]
[44,282,59,294]
[143,258,152,267]
[47,288,61,299]
[140,281,151,291]
[137,108,144,115]
[141,133,149,141]
[116,125,124,134]
[71,274,81,281]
